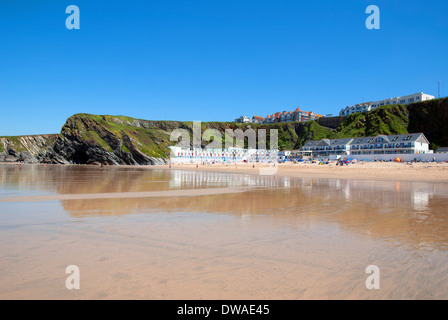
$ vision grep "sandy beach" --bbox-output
[1,163,448,299]
[157,161,448,183]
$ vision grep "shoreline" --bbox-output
[157,161,448,183]
[2,161,448,183]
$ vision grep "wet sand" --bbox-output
[0,187,258,203]
[1,164,448,299]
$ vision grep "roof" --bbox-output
[330,138,354,146]
[350,133,428,145]
[354,102,372,106]
[261,107,321,119]
[317,139,331,146]
[436,147,448,153]
[302,140,320,148]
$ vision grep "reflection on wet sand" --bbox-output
[0,187,262,203]
[56,178,448,252]
[2,164,448,251]
[0,165,282,194]
[1,164,448,299]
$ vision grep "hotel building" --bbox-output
[339,92,435,117]
[300,133,430,158]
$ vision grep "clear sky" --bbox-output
[0,0,447,136]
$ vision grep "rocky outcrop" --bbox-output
[41,114,171,165]
[0,135,58,163]
[0,115,177,165]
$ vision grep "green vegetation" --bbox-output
[407,98,448,149]
[0,136,25,153]
[3,98,447,162]
[333,104,409,138]
[60,97,448,158]
[62,114,329,157]
[81,131,113,152]
[297,121,334,148]
[62,114,180,158]
[331,98,448,148]
[121,144,130,153]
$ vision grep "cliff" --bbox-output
[0,134,58,163]
[1,97,447,165]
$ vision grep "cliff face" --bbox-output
[0,135,58,163]
[42,114,181,165]
[1,97,447,165]
[407,98,448,150]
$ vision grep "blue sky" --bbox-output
[0,0,447,135]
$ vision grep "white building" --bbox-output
[340,92,435,117]
[300,133,431,159]
[278,150,292,161]
[234,115,252,123]
[169,146,279,164]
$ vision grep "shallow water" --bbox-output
[0,164,447,299]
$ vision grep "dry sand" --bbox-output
[158,161,448,183]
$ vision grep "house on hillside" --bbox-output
[234,115,252,123]
[340,92,435,117]
[252,116,265,124]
